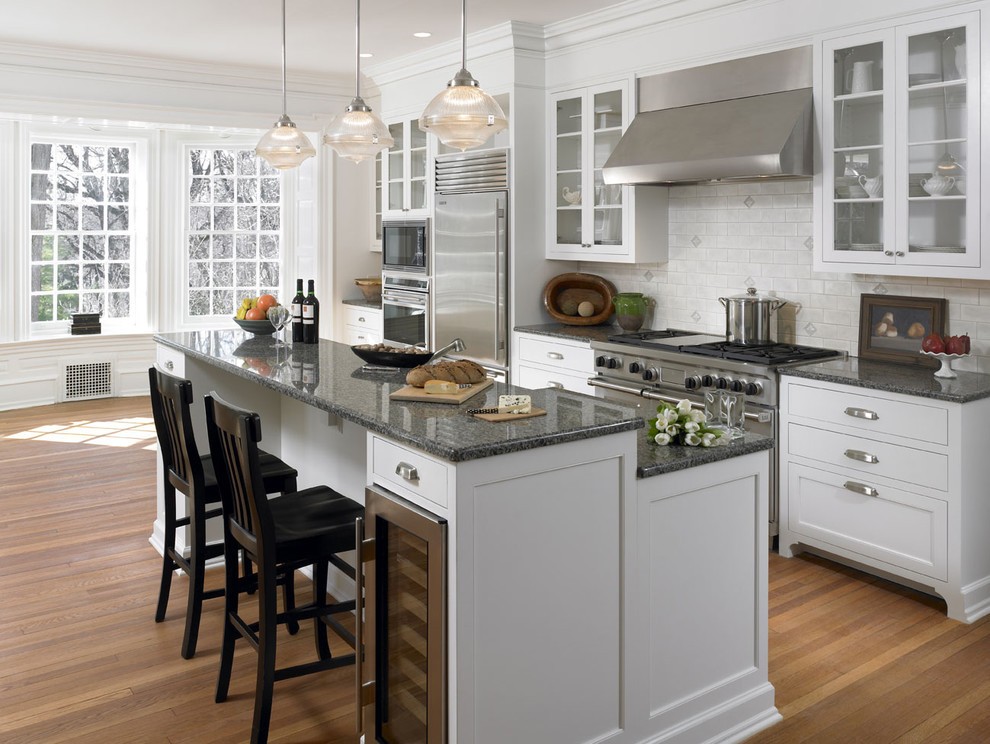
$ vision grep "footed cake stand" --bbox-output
[920,350,969,378]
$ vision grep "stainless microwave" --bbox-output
[382,219,428,273]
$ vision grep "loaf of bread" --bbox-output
[406,360,486,387]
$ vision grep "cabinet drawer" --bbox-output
[343,305,381,330]
[517,335,593,373]
[156,345,185,377]
[787,382,948,446]
[371,436,450,509]
[516,363,593,395]
[787,423,947,492]
[786,462,947,581]
[343,325,380,346]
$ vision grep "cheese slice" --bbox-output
[498,394,532,414]
[424,379,460,394]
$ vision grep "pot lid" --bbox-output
[721,287,780,303]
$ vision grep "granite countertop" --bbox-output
[342,298,381,310]
[155,330,643,464]
[514,323,615,344]
[636,430,773,478]
[780,357,990,403]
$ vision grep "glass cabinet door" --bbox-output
[903,21,972,261]
[592,89,624,247]
[409,120,427,212]
[554,94,583,247]
[825,34,892,262]
[386,122,405,212]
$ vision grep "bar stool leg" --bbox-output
[252,560,279,744]
[155,483,178,623]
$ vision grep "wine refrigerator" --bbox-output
[356,485,447,743]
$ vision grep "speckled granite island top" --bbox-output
[780,357,990,403]
[637,431,773,478]
[514,323,615,343]
[155,330,643,464]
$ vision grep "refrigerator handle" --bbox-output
[496,193,508,359]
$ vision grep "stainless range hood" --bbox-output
[603,46,813,185]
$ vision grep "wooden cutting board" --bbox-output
[389,378,494,404]
[472,407,547,422]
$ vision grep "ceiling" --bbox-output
[0,0,616,80]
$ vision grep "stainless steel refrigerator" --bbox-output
[431,150,509,379]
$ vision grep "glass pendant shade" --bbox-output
[419,0,508,151]
[257,115,317,170]
[255,0,314,170]
[324,0,393,163]
[419,70,507,151]
[325,99,394,163]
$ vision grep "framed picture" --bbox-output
[858,294,946,367]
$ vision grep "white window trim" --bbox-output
[21,123,156,339]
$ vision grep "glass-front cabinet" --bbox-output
[818,11,983,277]
[381,118,429,217]
[547,80,667,263]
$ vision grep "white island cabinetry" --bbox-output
[779,373,990,622]
[512,331,595,393]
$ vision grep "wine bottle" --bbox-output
[302,279,320,344]
[290,278,305,343]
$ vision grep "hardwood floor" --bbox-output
[2,397,989,743]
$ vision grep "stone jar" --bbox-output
[613,292,648,331]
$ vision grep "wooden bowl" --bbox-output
[355,277,382,303]
[542,273,617,326]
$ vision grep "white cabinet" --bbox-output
[779,375,990,622]
[341,304,381,346]
[381,117,430,217]
[512,332,595,394]
[815,9,987,278]
[547,81,668,264]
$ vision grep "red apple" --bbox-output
[921,333,944,353]
[945,335,966,355]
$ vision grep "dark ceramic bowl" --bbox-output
[350,345,431,368]
[234,318,276,335]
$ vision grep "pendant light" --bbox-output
[419,0,507,151]
[324,0,394,162]
[256,0,316,170]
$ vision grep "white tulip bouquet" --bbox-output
[647,399,726,447]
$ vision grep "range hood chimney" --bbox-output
[603,46,813,186]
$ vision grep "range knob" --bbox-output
[628,361,643,374]
[701,374,716,387]
[595,355,607,368]
[745,381,764,396]
[684,375,702,390]
[715,376,732,390]
[729,378,745,393]
[642,367,659,382]
[595,355,621,370]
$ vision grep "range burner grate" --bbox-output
[683,341,842,365]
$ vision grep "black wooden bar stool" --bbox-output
[149,366,299,659]
[205,391,363,744]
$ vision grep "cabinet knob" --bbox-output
[895,251,905,257]
[358,316,366,323]
[884,250,894,256]
[843,480,879,498]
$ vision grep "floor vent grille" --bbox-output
[63,361,113,401]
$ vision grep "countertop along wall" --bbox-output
[581,180,990,374]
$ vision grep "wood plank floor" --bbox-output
[2,397,989,743]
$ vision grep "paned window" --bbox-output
[186,148,282,317]
[29,142,133,322]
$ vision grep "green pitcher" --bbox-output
[613,292,647,331]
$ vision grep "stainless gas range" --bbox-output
[588,329,843,539]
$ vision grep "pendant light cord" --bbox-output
[354,0,362,99]
[280,0,288,117]
[460,0,467,71]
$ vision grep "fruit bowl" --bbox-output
[920,350,969,379]
[351,344,431,368]
[234,318,276,335]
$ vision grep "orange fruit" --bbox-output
[245,307,266,321]
[256,294,278,313]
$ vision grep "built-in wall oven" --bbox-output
[382,272,429,348]
[382,219,429,274]
[356,485,447,744]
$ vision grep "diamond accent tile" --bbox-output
[803,236,814,250]
[744,195,755,208]
[804,322,818,336]
[745,276,756,287]
[691,235,702,247]
[643,270,654,281]
[691,310,701,322]
[873,283,888,294]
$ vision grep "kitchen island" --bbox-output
[153,330,778,744]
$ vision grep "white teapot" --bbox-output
[562,186,581,205]
[858,175,883,198]
[921,174,955,196]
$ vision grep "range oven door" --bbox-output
[357,486,447,744]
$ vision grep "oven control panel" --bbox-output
[683,367,773,406]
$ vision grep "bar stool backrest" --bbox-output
[149,366,205,496]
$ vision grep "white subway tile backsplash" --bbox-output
[578,181,990,370]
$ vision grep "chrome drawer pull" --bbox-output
[844,449,878,464]
[165,360,174,371]
[547,381,564,389]
[546,351,564,360]
[844,481,879,498]
[395,462,420,482]
[358,316,366,323]
[845,407,878,421]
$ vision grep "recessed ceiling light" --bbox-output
[360,52,373,58]
[413,32,432,38]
